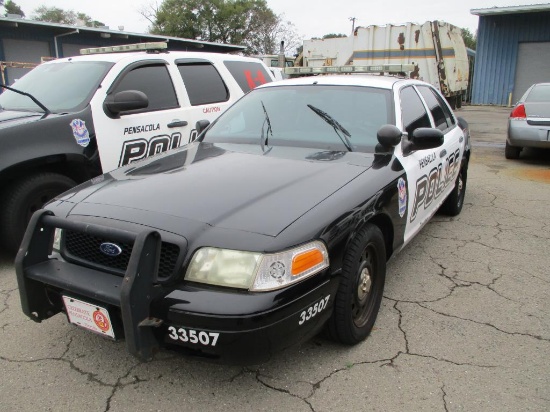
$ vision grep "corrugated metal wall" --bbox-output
[471,11,550,105]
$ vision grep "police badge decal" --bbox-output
[70,119,90,147]
[397,177,407,218]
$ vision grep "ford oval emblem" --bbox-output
[99,242,122,257]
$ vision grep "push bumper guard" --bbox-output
[15,209,175,361]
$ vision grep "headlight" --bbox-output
[185,240,329,292]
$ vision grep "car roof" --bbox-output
[260,74,419,90]
[44,51,261,65]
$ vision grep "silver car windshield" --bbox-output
[204,85,393,152]
[0,61,113,113]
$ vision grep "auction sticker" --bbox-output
[62,296,115,338]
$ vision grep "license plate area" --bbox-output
[62,296,115,339]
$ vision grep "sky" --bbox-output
[11,0,542,39]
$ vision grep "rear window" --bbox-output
[223,61,273,93]
[526,84,550,102]
[178,63,229,106]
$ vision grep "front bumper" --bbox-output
[16,210,338,364]
[507,119,550,148]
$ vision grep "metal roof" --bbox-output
[471,3,550,16]
[0,16,244,52]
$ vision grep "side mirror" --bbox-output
[104,90,148,116]
[377,124,402,148]
[403,128,444,155]
[195,119,210,137]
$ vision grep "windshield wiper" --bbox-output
[307,104,353,152]
[260,101,273,153]
[0,83,51,115]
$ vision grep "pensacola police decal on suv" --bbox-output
[70,119,90,147]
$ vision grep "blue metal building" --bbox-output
[470,4,550,105]
[0,16,243,84]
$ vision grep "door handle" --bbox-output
[440,149,447,158]
[167,120,188,128]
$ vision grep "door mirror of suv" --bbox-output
[196,119,211,138]
[104,90,149,116]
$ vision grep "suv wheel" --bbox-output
[0,173,76,254]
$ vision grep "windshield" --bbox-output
[0,61,113,113]
[203,85,393,152]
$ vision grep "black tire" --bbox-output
[440,166,467,216]
[504,141,521,159]
[327,223,386,344]
[0,173,76,254]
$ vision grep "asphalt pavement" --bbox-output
[1,105,549,411]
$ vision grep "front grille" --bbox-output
[63,230,180,278]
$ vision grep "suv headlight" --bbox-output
[185,240,329,291]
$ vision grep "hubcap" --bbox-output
[357,267,372,302]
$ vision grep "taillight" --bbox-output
[510,104,526,119]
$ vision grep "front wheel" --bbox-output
[0,173,76,254]
[327,223,386,344]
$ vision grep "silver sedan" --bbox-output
[506,82,550,159]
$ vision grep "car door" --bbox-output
[90,60,188,172]
[395,84,463,244]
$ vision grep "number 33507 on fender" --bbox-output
[167,326,220,347]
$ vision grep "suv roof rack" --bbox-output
[80,42,168,55]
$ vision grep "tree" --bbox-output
[322,33,347,39]
[145,0,296,55]
[4,0,25,17]
[32,5,104,27]
[461,28,476,50]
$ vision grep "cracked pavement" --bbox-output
[1,106,549,411]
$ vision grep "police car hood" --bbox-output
[62,142,375,237]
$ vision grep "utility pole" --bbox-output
[349,17,357,34]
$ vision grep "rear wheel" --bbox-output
[0,173,76,254]
[504,141,521,159]
[440,166,467,216]
[327,224,386,344]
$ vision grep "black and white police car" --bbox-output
[0,42,274,253]
[16,64,470,364]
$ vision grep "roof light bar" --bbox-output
[80,42,168,55]
[284,64,415,76]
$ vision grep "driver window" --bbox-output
[400,86,431,136]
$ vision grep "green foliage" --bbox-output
[4,0,25,17]
[149,0,289,55]
[322,33,347,39]
[32,5,104,27]
[461,27,476,50]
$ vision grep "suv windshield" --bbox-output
[203,85,393,152]
[0,61,113,113]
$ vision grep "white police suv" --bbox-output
[0,42,274,252]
